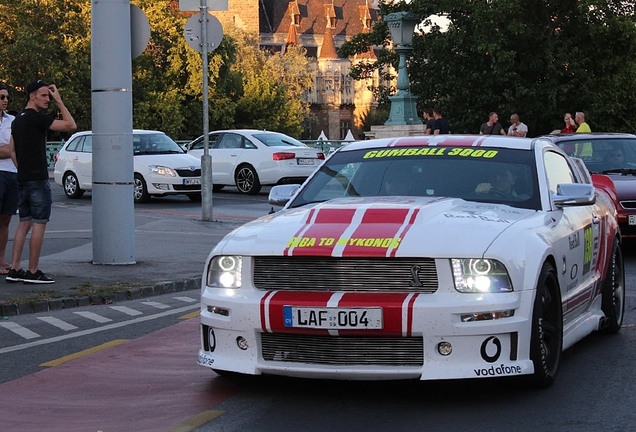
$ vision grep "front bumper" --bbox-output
[198,287,536,381]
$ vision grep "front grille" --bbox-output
[253,257,438,293]
[176,168,201,177]
[261,333,423,366]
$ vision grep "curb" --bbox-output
[0,277,201,318]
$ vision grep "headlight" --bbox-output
[451,259,513,293]
[148,165,176,177]
[207,256,242,288]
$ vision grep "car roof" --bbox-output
[341,135,536,152]
[539,132,636,142]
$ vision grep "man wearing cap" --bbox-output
[3,80,76,284]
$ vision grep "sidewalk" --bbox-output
[0,216,242,317]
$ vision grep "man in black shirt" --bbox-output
[432,109,450,135]
[3,80,76,284]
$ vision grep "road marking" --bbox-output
[0,303,199,354]
[110,306,143,316]
[0,322,41,339]
[40,339,129,367]
[74,311,113,323]
[174,296,197,303]
[37,316,78,331]
[141,301,171,309]
[179,310,200,320]
[167,410,224,432]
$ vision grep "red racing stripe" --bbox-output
[285,208,357,257]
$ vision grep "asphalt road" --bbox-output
[0,186,635,432]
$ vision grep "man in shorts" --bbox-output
[4,80,76,283]
[0,83,17,275]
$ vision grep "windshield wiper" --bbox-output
[600,168,636,175]
[289,200,328,208]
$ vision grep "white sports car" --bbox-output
[198,135,624,387]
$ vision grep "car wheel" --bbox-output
[62,172,84,199]
[187,193,202,202]
[528,262,563,388]
[133,174,150,203]
[235,164,261,194]
[601,238,625,334]
[212,184,225,192]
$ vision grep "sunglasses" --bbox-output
[0,95,8,101]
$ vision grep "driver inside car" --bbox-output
[474,168,517,197]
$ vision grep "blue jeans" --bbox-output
[0,171,18,215]
[18,180,52,223]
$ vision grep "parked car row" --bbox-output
[53,129,326,202]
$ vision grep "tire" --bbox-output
[187,193,202,202]
[212,184,225,192]
[601,238,625,334]
[133,174,150,203]
[62,171,84,199]
[528,262,563,388]
[235,164,261,194]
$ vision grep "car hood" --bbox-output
[215,197,535,258]
[134,153,200,169]
[605,174,636,201]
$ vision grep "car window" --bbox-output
[133,133,184,155]
[191,134,220,150]
[252,132,307,147]
[290,146,541,210]
[556,138,636,173]
[218,134,243,149]
[65,136,84,152]
[82,135,92,153]
[544,151,576,194]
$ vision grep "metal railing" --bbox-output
[46,139,352,171]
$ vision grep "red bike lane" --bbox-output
[0,318,239,432]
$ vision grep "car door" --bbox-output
[544,150,601,325]
[212,133,245,184]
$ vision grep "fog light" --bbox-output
[236,336,249,350]
[437,342,452,356]
[207,305,229,316]
[461,310,514,322]
[152,183,170,190]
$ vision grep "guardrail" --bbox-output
[46,139,351,171]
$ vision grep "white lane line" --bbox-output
[110,306,143,316]
[0,322,41,340]
[74,311,113,323]
[174,296,197,303]
[140,301,171,310]
[0,303,199,354]
[37,316,78,331]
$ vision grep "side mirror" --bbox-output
[268,184,300,207]
[552,183,596,207]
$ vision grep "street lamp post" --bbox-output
[384,11,422,126]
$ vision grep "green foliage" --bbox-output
[0,0,314,140]
[344,0,636,136]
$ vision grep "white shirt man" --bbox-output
[507,114,528,137]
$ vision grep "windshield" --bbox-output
[289,146,541,210]
[252,132,307,147]
[555,137,636,174]
[133,133,185,155]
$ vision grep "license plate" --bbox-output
[630,215,636,226]
[283,306,383,329]
[183,178,201,185]
[297,158,315,165]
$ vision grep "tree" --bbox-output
[340,0,636,135]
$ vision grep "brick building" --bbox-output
[210,0,384,141]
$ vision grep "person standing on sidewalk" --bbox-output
[0,83,18,275]
[5,80,76,284]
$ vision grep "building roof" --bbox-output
[260,0,379,37]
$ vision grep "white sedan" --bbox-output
[198,135,624,387]
[185,130,324,194]
[54,130,202,203]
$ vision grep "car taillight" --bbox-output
[272,152,296,161]
[317,152,325,160]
